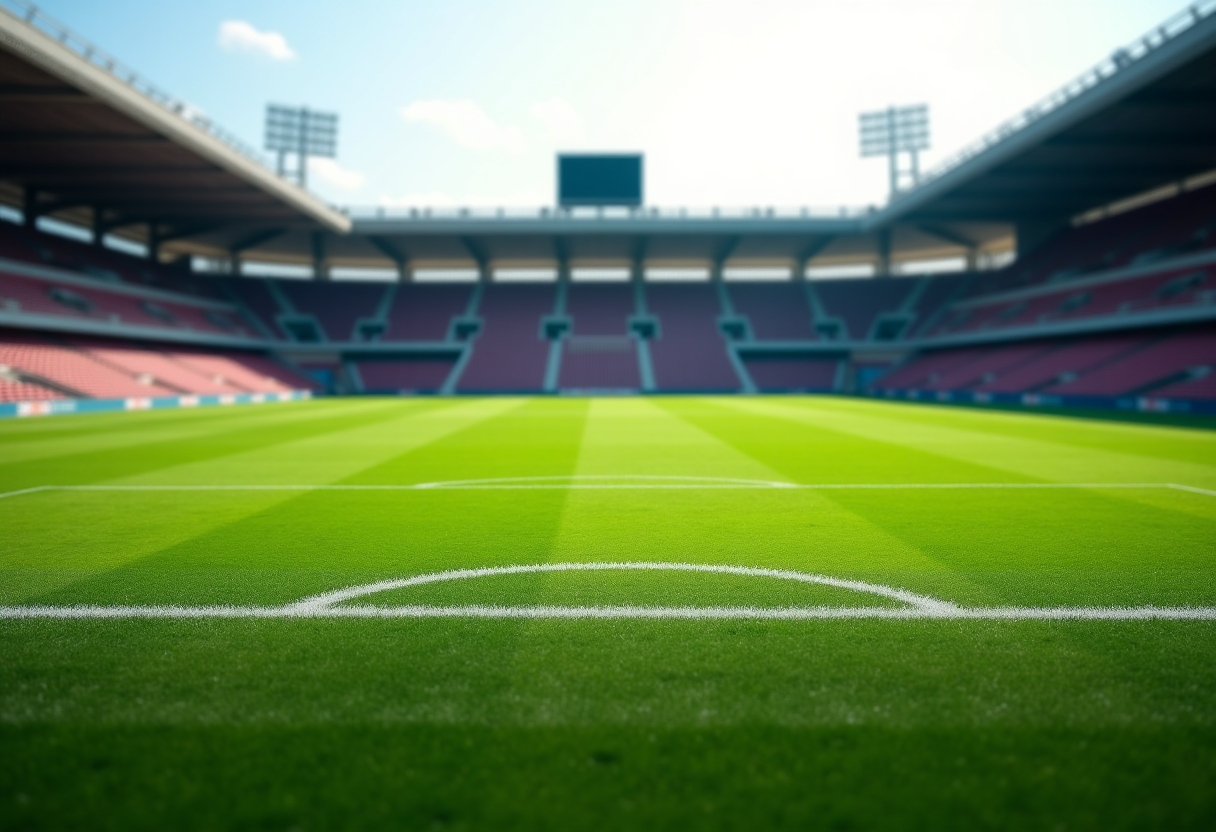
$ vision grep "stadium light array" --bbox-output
[264,104,339,189]
[859,104,930,199]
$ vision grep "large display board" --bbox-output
[558,154,643,207]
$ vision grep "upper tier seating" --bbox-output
[385,284,472,341]
[282,281,387,341]
[567,283,634,335]
[873,327,1216,400]
[457,284,555,391]
[962,183,1216,300]
[0,221,226,299]
[223,279,289,338]
[645,284,739,391]
[932,265,1214,336]
[815,278,915,340]
[726,282,817,340]
[0,271,246,335]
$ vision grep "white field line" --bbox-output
[287,562,954,613]
[2,561,1214,621]
[3,604,1215,621]
[2,480,1214,497]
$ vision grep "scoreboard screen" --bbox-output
[558,154,643,207]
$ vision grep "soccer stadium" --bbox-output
[1,0,1215,828]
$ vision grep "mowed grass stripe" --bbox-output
[809,396,1216,468]
[721,397,1216,489]
[3,399,531,606]
[0,397,397,467]
[0,399,427,491]
[661,398,1216,606]
[105,396,521,487]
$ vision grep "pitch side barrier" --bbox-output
[0,390,311,419]
[873,388,1216,416]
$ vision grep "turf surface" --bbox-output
[1,396,1214,830]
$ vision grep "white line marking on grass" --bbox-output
[0,485,51,500]
[1168,483,1216,498]
[2,562,1214,621]
[286,562,956,614]
[5,480,1214,495]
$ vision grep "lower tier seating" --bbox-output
[873,326,1216,400]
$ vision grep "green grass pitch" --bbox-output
[1,395,1214,830]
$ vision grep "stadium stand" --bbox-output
[0,331,176,398]
[725,282,817,340]
[645,284,740,391]
[815,278,916,341]
[1043,328,1216,397]
[384,284,473,341]
[559,283,640,390]
[355,358,457,393]
[743,356,840,392]
[0,376,61,402]
[456,284,555,392]
[280,281,388,342]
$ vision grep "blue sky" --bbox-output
[31,0,1190,209]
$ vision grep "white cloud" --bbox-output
[308,158,365,192]
[530,98,584,143]
[400,100,526,153]
[218,21,296,61]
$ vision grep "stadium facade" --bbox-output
[1,0,1215,415]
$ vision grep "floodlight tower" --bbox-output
[264,104,339,189]
[859,104,930,198]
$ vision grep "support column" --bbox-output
[311,231,329,280]
[875,228,892,276]
[964,247,979,272]
[147,224,161,264]
[22,187,37,229]
[396,260,413,282]
[91,206,104,246]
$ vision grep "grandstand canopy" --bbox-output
[875,4,1216,226]
[0,5,349,260]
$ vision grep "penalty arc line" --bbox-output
[2,562,1214,621]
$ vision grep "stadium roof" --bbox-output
[0,2,350,256]
[872,0,1216,226]
[1,1,1214,276]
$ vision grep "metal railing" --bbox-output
[2,0,271,169]
[345,204,876,222]
[896,0,1216,203]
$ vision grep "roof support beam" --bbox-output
[915,223,977,249]
[710,236,742,280]
[156,223,224,243]
[458,235,490,281]
[368,235,412,281]
[793,235,836,279]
